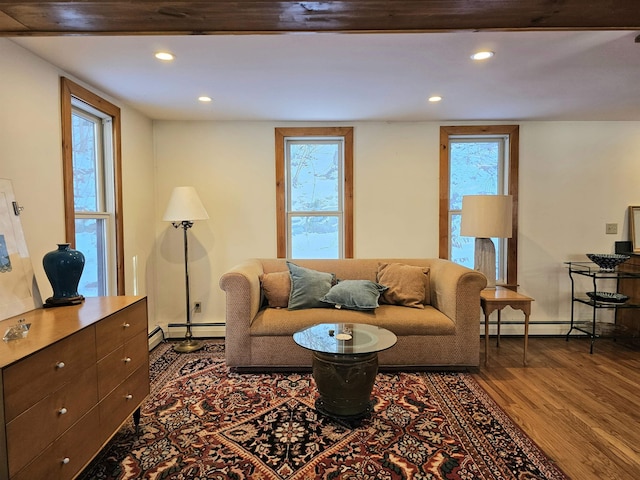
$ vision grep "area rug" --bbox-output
[79,341,568,480]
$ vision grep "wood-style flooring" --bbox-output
[474,336,640,480]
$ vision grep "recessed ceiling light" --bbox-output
[198,96,212,103]
[428,96,442,103]
[154,51,175,61]
[471,51,494,61]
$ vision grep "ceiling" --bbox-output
[2,1,640,34]
[5,1,640,122]
[11,30,640,122]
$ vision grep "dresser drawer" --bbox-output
[97,329,148,398]
[6,364,98,477]
[11,405,101,480]
[99,363,149,437]
[3,326,96,422]
[95,300,147,359]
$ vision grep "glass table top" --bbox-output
[293,323,397,355]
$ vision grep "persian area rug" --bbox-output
[79,341,568,480]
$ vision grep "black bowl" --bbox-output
[586,291,629,304]
[586,253,630,272]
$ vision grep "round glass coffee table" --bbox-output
[293,323,397,423]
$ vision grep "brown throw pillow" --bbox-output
[377,263,430,309]
[260,271,290,308]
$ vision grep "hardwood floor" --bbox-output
[474,336,640,480]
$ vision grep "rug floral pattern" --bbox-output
[79,342,568,480]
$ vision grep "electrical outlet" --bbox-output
[606,223,618,234]
[194,302,202,313]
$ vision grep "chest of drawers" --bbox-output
[617,254,640,342]
[0,296,149,480]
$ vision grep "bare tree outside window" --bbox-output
[275,127,353,259]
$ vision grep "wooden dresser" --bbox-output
[617,254,640,342]
[0,296,149,480]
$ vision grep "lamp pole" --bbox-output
[173,220,204,353]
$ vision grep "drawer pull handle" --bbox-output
[125,394,133,400]
[59,407,68,415]
[62,457,70,465]
[56,362,65,369]
[123,323,131,328]
[124,357,132,363]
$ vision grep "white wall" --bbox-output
[519,122,640,331]
[0,39,157,324]
[152,121,443,333]
[154,119,640,335]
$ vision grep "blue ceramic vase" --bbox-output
[43,243,85,306]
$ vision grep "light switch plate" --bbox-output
[606,223,618,234]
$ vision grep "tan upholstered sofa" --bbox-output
[219,258,486,370]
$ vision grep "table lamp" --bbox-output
[460,195,512,289]
[163,186,209,353]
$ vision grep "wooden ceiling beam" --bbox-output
[0,1,639,36]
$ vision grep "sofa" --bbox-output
[219,258,487,370]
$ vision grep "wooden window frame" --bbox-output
[60,77,125,295]
[439,125,519,289]
[275,127,354,259]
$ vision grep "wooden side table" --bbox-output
[480,287,534,366]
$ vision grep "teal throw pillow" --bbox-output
[287,262,336,310]
[321,280,388,311]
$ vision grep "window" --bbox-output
[439,125,519,287]
[275,127,353,259]
[61,77,124,296]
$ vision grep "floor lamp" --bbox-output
[163,186,209,353]
[460,195,512,289]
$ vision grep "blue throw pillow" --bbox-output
[320,280,388,311]
[287,262,336,310]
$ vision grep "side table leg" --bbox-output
[523,312,530,366]
[496,310,501,348]
[485,312,490,366]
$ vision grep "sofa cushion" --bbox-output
[260,271,290,308]
[320,280,387,311]
[287,262,336,310]
[252,305,455,337]
[377,263,430,309]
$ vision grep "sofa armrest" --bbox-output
[429,259,487,325]
[219,259,264,366]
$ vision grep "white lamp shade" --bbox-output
[162,186,209,222]
[460,195,513,238]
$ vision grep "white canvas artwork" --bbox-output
[0,179,42,320]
